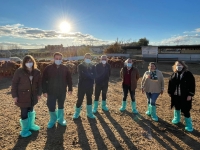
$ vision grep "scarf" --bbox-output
[174,71,184,96]
[150,70,158,80]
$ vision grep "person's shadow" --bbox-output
[44,124,66,150]
[73,118,91,150]
[12,131,39,150]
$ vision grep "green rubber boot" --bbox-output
[145,104,151,116]
[92,101,99,113]
[172,110,181,124]
[150,105,158,122]
[28,111,40,131]
[131,101,138,114]
[119,101,127,112]
[73,106,81,119]
[185,117,193,132]
[57,109,67,126]
[20,118,32,137]
[87,105,96,119]
[47,111,57,128]
[102,100,109,111]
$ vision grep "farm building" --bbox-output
[122,45,200,62]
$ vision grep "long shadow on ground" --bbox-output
[44,124,66,150]
[73,118,91,150]
[126,112,200,149]
[99,111,138,149]
[12,131,39,150]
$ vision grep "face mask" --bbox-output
[176,66,183,71]
[55,60,62,65]
[101,60,106,64]
[85,59,91,64]
[25,62,33,68]
[127,63,132,68]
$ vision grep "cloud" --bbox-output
[0,24,111,46]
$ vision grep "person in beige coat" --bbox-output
[141,62,164,121]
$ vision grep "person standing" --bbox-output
[119,58,140,113]
[42,52,72,128]
[168,60,195,132]
[141,62,164,122]
[93,55,111,113]
[11,55,42,137]
[73,53,96,119]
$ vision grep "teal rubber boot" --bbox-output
[87,105,96,119]
[184,117,193,132]
[73,107,81,119]
[47,111,57,128]
[150,105,158,122]
[20,118,32,137]
[131,101,138,114]
[57,109,67,126]
[28,111,40,131]
[172,110,181,124]
[92,101,99,113]
[102,100,109,111]
[145,104,151,116]
[119,101,127,112]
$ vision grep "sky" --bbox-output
[0,0,200,49]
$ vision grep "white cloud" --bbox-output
[0,24,112,46]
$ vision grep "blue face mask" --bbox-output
[127,63,132,67]
[85,59,91,64]
[55,60,62,65]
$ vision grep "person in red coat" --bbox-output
[119,58,140,113]
[11,55,42,137]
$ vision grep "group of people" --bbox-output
[11,52,196,138]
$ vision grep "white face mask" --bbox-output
[176,66,183,71]
[85,59,91,64]
[101,60,106,64]
[55,60,62,65]
[25,62,33,68]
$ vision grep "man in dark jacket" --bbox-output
[42,52,72,128]
[73,53,96,119]
[93,55,111,113]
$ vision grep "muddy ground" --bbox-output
[0,62,200,150]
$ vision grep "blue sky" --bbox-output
[0,0,200,49]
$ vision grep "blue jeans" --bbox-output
[20,107,33,120]
[146,92,160,106]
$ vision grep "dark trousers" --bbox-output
[122,84,135,101]
[76,86,93,108]
[94,83,108,101]
[47,94,66,112]
[173,95,191,118]
[20,107,33,120]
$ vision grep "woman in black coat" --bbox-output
[168,60,195,132]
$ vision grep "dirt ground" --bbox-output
[0,62,200,150]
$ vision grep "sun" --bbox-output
[59,21,71,33]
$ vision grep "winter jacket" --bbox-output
[141,70,164,93]
[95,63,111,85]
[120,66,140,91]
[42,63,72,96]
[11,68,42,108]
[168,71,195,109]
[78,62,96,88]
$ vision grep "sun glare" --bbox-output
[59,21,71,33]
